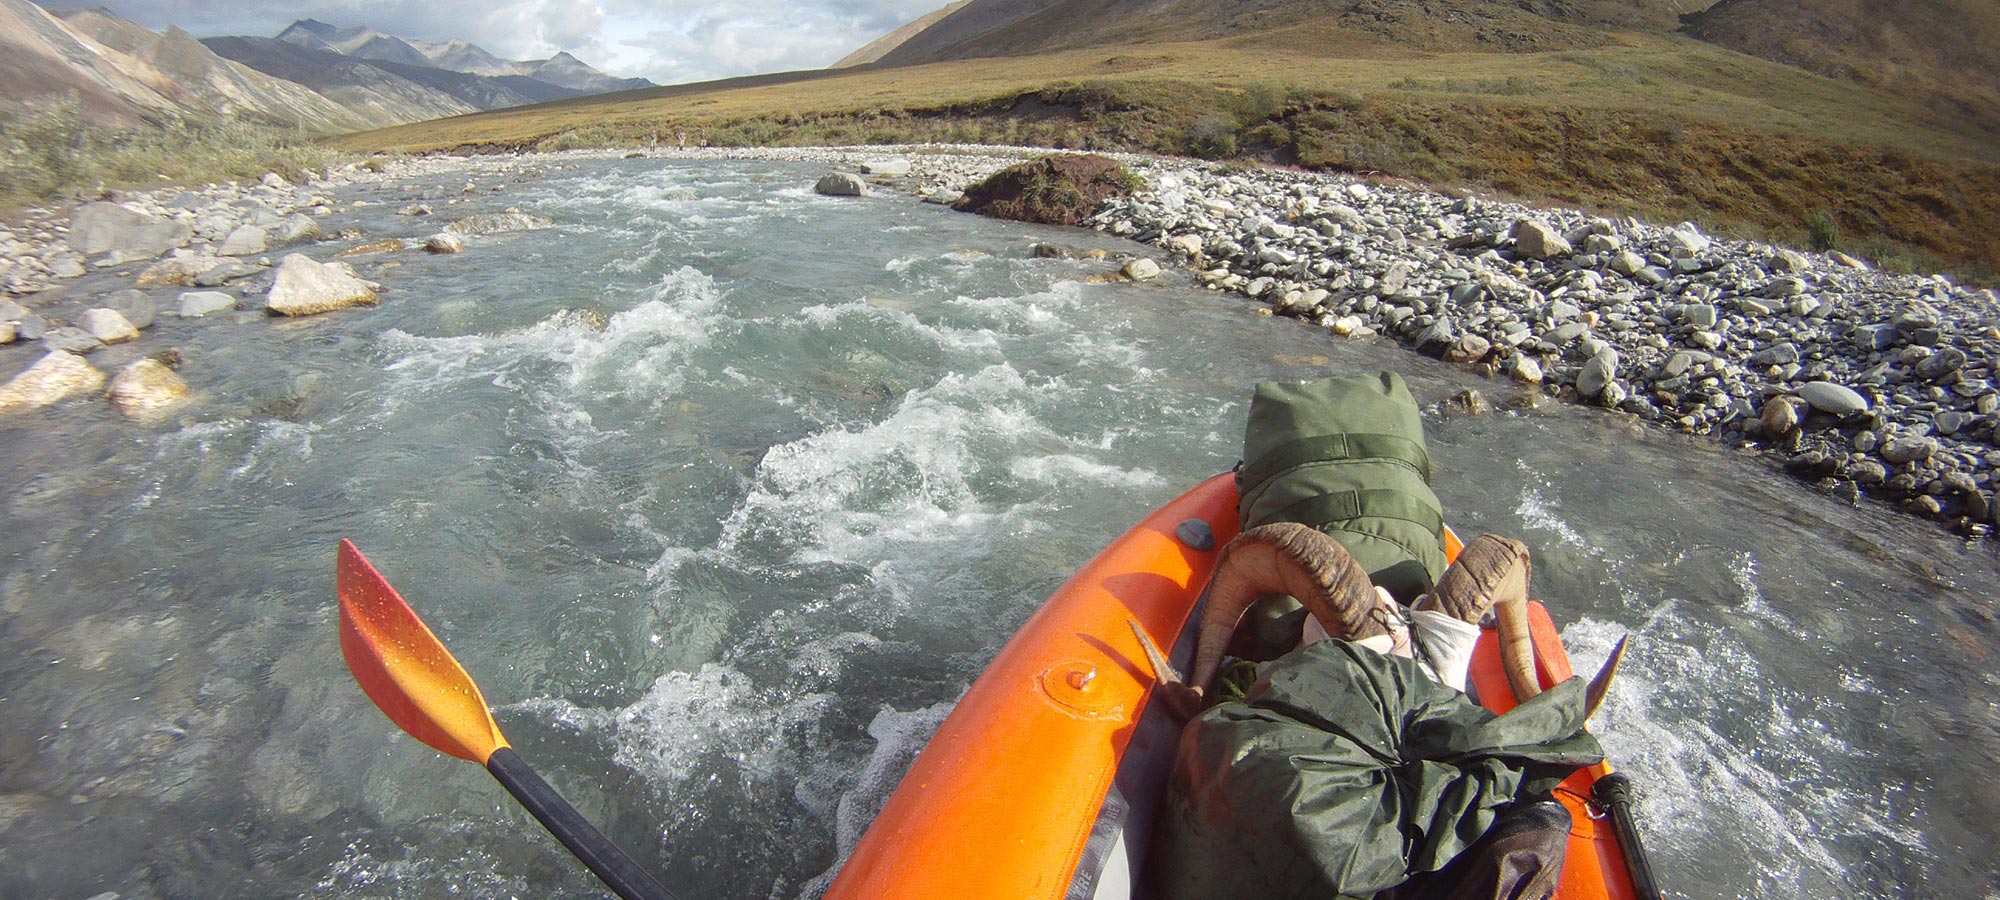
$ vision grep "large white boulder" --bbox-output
[218,225,269,257]
[108,358,190,418]
[860,158,911,176]
[77,308,140,344]
[266,254,378,317]
[0,352,106,414]
[177,291,238,318]
[69,202,191,258]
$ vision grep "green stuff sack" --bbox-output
[1149,641,1604,900]
[1232,372,1447,658]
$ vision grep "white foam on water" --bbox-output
[795,700,957,899]
[1513,461,1595,554]
[608,182,702,210]
[375,266,727,413]
[1511,460,1656,618]
[145,417,322,494]
[1009,454,1164,489]
[317,839,531,899]
[1062,330,1149,369]
[1563,609,1929,897]
[796,299,948,346]
[557,267,727,400]
[790,298,1009,359]
[1506,456,1928,894]
[784,630,885,682]
[511,662,832,788]
[610,236,665,274]
[943,281,1088,334]
[881,250,989,298]
[937,326,1003,353]
[716,363,1055,564]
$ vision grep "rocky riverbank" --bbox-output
[0,156,565,417]
[5,143,1999,535]
[1069,157,2000,534]
[752,143,2000,535]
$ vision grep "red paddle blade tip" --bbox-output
[337,539,507,763]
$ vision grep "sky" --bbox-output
[74,0,949,85]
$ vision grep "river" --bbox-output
[0,154,1994,900]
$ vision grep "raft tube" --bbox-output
[825,472,1241,900]
[1468,599,1646,900]
[825,473,1639,900]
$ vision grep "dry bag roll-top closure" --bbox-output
[1232,372,1448,660]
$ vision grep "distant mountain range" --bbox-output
[0,2,652,132]
[270,19,651,94]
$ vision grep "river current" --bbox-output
[1,155,1994,900]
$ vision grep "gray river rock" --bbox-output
[815,172,869,197]
[1082,156,2000,532]
[177,290,238,318]
[0,148,1996,900]
[68,201,193,258]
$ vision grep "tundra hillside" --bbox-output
[332,1,2000,283]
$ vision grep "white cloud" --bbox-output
[76,0,953,84]
[458,0,605,59]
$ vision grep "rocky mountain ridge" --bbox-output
[274,18,651,94]
[49,7,376,130]
[0,3,651,132]
[832,0,974,68]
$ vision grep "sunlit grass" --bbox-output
[1,99,354,211]
[323,31,2000,280]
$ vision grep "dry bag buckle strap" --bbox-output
[1237,432,1434,494]
[1269,489,1446,539]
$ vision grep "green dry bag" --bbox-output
[1233,372,1448,658]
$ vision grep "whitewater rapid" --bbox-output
[0,152,1992,900]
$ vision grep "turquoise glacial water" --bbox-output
[0,155,1994,899]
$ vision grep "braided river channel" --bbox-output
[2,154,1996,900]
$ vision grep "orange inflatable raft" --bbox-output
[824,472,1642,900]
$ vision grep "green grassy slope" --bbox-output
[331,24,2000,277]
[1683,0,2000,136]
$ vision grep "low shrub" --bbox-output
[0,98,351,211]
[1804,209,1840,250]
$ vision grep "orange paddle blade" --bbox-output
[337,539,508,763]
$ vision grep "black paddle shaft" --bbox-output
[1592,771,1665,900]
[486,747,679,900]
